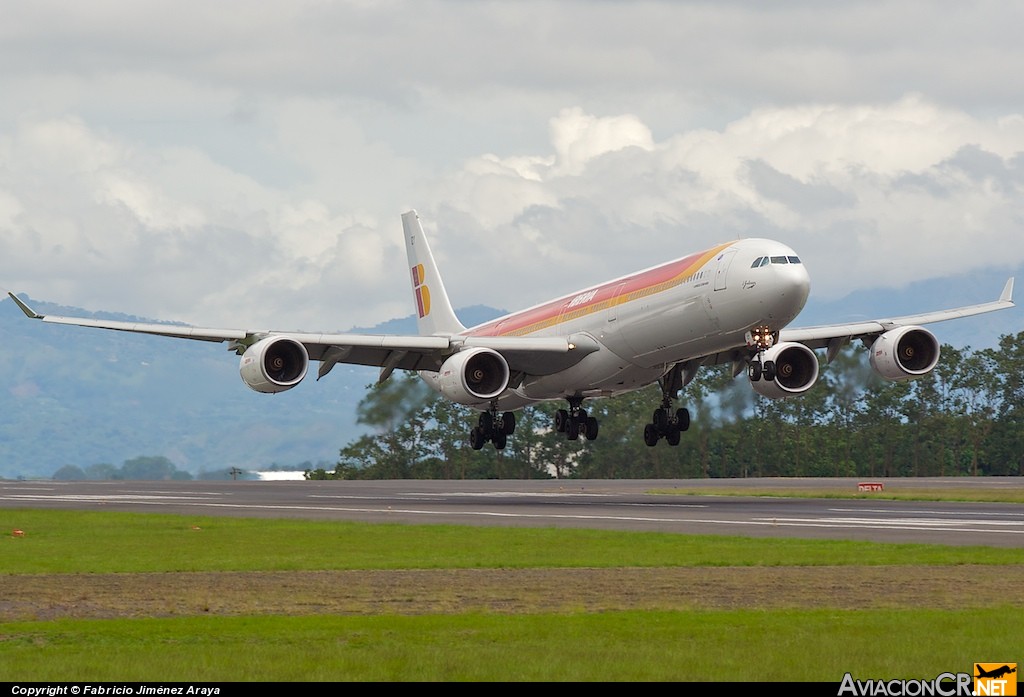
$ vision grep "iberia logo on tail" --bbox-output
[412,264,431,318]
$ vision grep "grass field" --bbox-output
[1,506,1022,681]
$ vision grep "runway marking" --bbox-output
[405,491,616,498]
[831,507,1024,519]
[309,494,710,509]
[766,516,1024,530]
[3,494,1020,537]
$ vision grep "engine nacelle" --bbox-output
[750,341,820,399]
[869,326,940,381]
[435,347,510,406]
[239,336,309,393]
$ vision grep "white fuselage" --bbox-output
[449,238,811,410]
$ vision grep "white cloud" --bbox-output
[1,2,1022,330]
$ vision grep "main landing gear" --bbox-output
[643,364,692,447]
[553,396,600,442]
[470,408,516,451]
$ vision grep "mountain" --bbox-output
[0,295,502,479]
[796,267,1021,350]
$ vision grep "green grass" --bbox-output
[2,508,1023,682]
[3,508,1024,573]
[2,609,1020,681]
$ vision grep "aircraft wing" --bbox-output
[779,277,1014,350]
[6,292,598,380]
[698,277,1014,370]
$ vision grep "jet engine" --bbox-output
[869,326,940,381]
[435,347,510,405]
[750,341,820,399]
[239,336,309,393]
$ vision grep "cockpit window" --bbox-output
[754,254,802,267]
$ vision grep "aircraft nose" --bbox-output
[761,256,810,324]
[782,261,811,318]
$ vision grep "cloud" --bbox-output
[1,3,1022,330]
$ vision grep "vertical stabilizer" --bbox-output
[402,210,466,336]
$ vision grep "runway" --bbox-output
[2,477,1024,547]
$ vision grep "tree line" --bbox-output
[308,331,1024,480]
[52,455,259,481]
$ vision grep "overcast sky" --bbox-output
[2,0,1023,332]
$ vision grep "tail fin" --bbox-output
[402,210,466,336]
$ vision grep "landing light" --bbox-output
[746,325,775,351]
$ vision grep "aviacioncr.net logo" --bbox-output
[838,672,974,696]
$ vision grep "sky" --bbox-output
[2,0,1023,333]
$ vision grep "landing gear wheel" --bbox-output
[748,361,763,381]
[653,409,668,430]
[676,408,691,432]
[501,411,516,435]
[666,427,681,446]
[554,409,569,433]
[492,431,507,450]
[478,411,493,433]
[585,416,600,441]
[566,419,580,441]
[643,423,659,447]
[469,426,486,451]
[763,360,777,382]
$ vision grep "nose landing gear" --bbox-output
[745,325,779,382]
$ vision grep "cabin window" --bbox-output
[750,257,764,268]
[788,256,801,264]
[770,256,789,264]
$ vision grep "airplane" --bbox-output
[975,665,1016,680]
[7,210,1016,451]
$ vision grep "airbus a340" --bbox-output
[8,210,1015,450]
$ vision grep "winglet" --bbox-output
[1000,277,1014,304]
[7,292,44,319]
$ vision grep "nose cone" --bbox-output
[759,251,811,325]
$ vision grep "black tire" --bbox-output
[653,409,667,431]
[763,360,777,382]
[493,431,507,450]
[676,408,691,432]
[666,427,681,446]
[585,416,599,441]
[478,411,493,435]
[470,427,485,451]
[643,423,659,447]
[501,411,516,435]
[748,361,763,381]
[566,419,580,441]
[555,409,569,433]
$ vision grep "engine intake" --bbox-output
[750,341,820,399]
[435,347,510,406]
[240,336,309,393]
[869,326,939,381]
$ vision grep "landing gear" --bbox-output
[642,364,692,447]
[469,407,516,451]
[643,404,690,447]
[747,359,776,382]
[746,324,778,383]
[553,396,600,442]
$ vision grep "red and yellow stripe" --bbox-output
[466,242,733,338]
